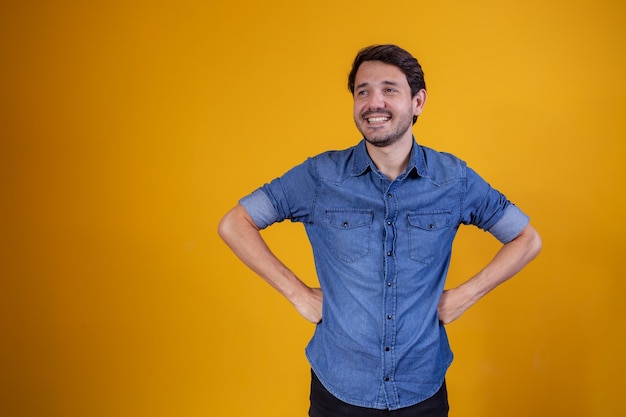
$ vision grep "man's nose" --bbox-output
[366,91,386,109]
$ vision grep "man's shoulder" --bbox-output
[307,144,360,179]
[417,144,467,182]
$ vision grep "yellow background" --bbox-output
[1,1,625,416]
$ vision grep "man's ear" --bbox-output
[413,89,427,117]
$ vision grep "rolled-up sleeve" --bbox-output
[488,204,530,243]
[239,189,280,230]
[238,157,317,229]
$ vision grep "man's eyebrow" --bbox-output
[355,80,399,89]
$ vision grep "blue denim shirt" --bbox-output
[240,139,529,410]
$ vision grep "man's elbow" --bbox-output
[217,207,238,243]
[217,205,257,243]
[524,224,543,259]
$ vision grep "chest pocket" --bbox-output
[325,209,373,263]
[407,210,452,265]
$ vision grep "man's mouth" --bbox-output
[367,116,390,123]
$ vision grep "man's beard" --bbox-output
[356,109,413,148]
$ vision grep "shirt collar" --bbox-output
[352,138,427,179]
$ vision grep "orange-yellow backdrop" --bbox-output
[1,1,625,416]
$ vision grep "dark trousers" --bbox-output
[309,370,449,417]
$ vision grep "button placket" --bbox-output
[381,184,398,404]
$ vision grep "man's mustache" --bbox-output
[361,109,392,119]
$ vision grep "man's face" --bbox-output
[352,60,424,148]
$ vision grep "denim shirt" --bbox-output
[240,139,529,410]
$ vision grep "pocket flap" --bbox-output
[407,211,451,231]
[325,209,373,229]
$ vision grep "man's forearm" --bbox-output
[218,204,323,323]
[438,223,542,324]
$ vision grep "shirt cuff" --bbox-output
[239,188,279,229]
[488,205,530,243]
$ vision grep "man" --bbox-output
[218,44,542,417]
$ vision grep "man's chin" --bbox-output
[359,126,390,145]
[364,134,398,148]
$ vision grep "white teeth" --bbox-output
[367,117,390,123]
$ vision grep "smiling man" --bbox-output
[218,44,542,417]
[353,60,424,150]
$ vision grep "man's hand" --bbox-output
[437,288,470,325]
[293,287,323,324]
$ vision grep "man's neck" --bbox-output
[365,135,413,181]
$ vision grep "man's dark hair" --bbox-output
[347,44,427,97]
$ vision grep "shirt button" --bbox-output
[387,282,392,287]
[387,252,392,256]
[387,221,392,226]
[387,193,392,198]
[385,377,390,382]
[387,315,392,320]
[385,347,390,352]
